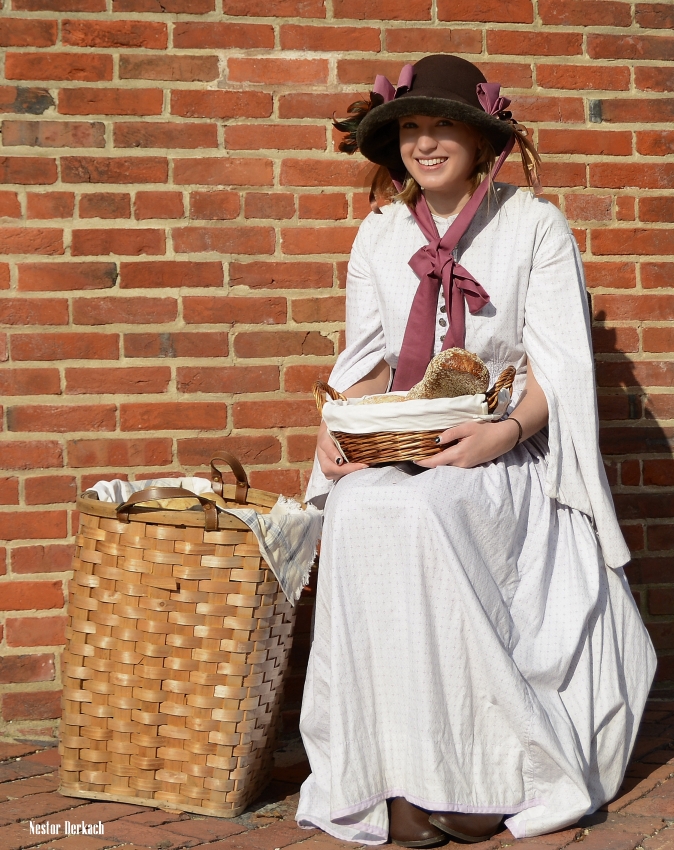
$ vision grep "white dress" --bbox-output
[296,185,656,842]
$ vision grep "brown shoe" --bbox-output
[428,812,503,843]
[389,797,447,848]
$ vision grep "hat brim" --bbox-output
[356,96,514,171]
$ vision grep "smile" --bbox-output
[416,158,448,168]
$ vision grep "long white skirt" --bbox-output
[296,443,656,842]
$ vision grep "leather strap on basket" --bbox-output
[116,486,219,531]
[210,453,249,505]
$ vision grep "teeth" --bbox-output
[418,158,447,166]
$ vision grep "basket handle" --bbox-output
[210,453,249,505]
[313,380,346,416]
[485,366,516,413]
[116,486,219,531]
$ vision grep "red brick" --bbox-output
[65,365,170,394]
[506,96,585,124]
[284,363,332,393]
[234,331,333,358]
[595,294,674,322]
[0,228,62,255]
[292,295,346,322]
[597,359,674,387]
[0,191,21,218]
[588,34,674,62]
[386,26,481,53]
[648,523,674,551]
[540,0,631,25]
[190,191,240,220]
[0,264,9,290]
[0,18,57,47]
[177,434,280,467]
[114,121,217,149]
[0,298,67,326]
[620,459,641,486]
[331,0,428,17]
[120,54,218,82]
[174,21,273,48]
[79,192,130,219]
[636,67,674,93]
[642,262,674,289]
[0,509,66,540]
[120,401,226,431]
[183,295,286,325]
[173,226,274,255]
[486,30,581,55]
[225,124,325,151]
[7,404,116,432]
[0,477,19,505]
[250,469,302,497]
[6,615,67,647]
[645,394,674,420]
[62,155,167,184]
[617,197,636,221]
[229,261,333,290]
[281,24,379,51]
[245,193,295,220]
[24,475,77,504]
[14,0,104,8]
[282,226,359,255]
[2,690,62,722]
[636,3,674,29]
[279,92,359,120]
[125,331,227,358]
[621,523,644,552]
[602,99,674,124]
[0,331,6,359]
[6,52,112,82]
[177,365,279,394]
[134,191,184,220]
[222,0,324,15]
[641,197,674,223]
[592,326,639,354]
[62,19,167,48]
[438,0,532,22]
[174,157,273,187]
[287,433,317,462]
[0,86,54,115]
[71,228,165,257]
[537,64,630,92]
[171,90,272,119]
[11,332,118,361]
[0,368,60,396]
[229,57,328,85]
[566,195,612,222]
[282,159,367,188]
[2,119,105,148]
[26,192,75,220]
[593,229,674,256]
[644,328,674,353]
[644,460,674,488]
[234,399,319,428]
[649,588,674,617]
[592,164,674,191]
[0,156,57,185]
[0,654,54,685]
[68,437,172,467]
[120,260,222,289]
[59,88,163,116]
[298,193,347,220]
[73,296,175,325]
[18,262,116,292]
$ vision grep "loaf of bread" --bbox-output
[405,348,489,400]
[357,394,404,405]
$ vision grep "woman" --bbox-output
[295,55,656,845]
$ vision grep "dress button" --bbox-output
[440,305,446,313]
[439,318,447,327]
[440,334,445,342]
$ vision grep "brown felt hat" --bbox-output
[356,55,515,172]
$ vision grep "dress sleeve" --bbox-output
[522,210,630,568]
[327,214,389,393]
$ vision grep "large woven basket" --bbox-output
[59,454,295,818]
[314,366,516,465]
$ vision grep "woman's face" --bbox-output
[399,115,481,194]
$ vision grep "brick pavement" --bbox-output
[1,700,674,850]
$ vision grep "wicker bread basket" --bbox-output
[314,366,516,465]
[59,454,295,818]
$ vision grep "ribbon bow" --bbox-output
[372,64,414,103]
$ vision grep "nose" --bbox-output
[416,133,438,154]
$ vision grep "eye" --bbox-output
[437,119,454,127]
[400,120,418,129]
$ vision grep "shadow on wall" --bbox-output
[593,309,674,689]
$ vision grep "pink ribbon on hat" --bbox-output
[475,82,511,117]
[372,64,414,102]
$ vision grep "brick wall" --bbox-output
[0,0,672,739]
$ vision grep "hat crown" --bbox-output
[402,55,488,112]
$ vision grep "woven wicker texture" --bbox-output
[59,462,295,818]
[313,366,516,464]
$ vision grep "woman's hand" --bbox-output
[317,420,368,481]
[415,419,520,469]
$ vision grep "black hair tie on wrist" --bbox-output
[508,416,523,446]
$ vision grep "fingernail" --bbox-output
[434,436,441,444]
[335,457,343,466]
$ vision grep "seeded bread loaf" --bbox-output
[405,349,489,400]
